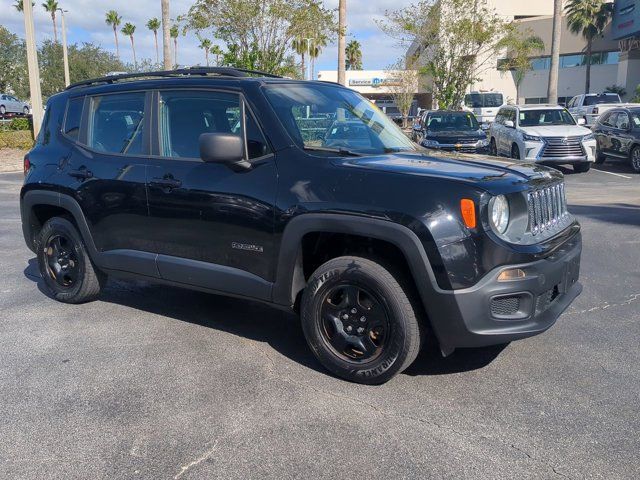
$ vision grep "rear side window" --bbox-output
[87,92,146,155]
[63,97,84,141]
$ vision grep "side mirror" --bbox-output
[504,120,514,128]
[577,117,586,125]
[199,132,250,170]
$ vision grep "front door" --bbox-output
[145,89,277,300]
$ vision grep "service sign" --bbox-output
[613,0,640,40]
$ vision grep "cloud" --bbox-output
[3,0,415,72]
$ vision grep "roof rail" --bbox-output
[66,67,283,90]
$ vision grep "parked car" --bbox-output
[463,91,505,126]
[418,110,489,153]
[489,104,596,173]
[0,93,31,116]
[20,68,582,384]
[567,93,622,125]
[591,106,640,173]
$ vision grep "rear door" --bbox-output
[144,89,277,299]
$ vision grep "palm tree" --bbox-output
[498,32,545,104]
[121,22,137,70]
[345,40,362,70]
[199,38,212,66]
[308,35,327,80]
[146,18,161,65]
[41,0,59,43]
[337,0,346,85]
[210,45,223,67]
[105,10,122,59]
[547,0,562,104]
[13,1,35,12]
[292,37,309,79]
[170,25,179,67]
[565,0,614,95]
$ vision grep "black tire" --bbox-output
[511,143,521,160]
[0,105,5,115]
[23,106,29,115]
[630,146,640,174]
[36,217,105,303]
[489,138,497,156]
[573,162,591,173]
[301,256,423,384]
[595,144,606,164]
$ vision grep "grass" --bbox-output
[0,131,34,150]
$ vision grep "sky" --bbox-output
[2,0,415,76]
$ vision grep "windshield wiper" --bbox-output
[303,146,362,157]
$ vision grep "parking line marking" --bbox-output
[592,168,632,179]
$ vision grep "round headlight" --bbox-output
[489,195,510,234]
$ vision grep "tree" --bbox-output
[345,40,362,70]
[162,0,172,70]
[14,1,35,12]
[385,61,419,128]
[548,0,562,104]
[146,18,161,64]
[292,37,309,79]
[105,10,122,59]
[382,0,511,109]
[308,34,327,80]
[210,44,223,66]
[121,23,137,70]
[565,0,614,95]
[497,29,544,104]
[41,0,59,43]
[338,0,346,85]
[170,25,179,67]
[186,0,335,76]
[604,84,627,97]
[632,85,640,102]
[0,26,29,99]
[199,37,212,66]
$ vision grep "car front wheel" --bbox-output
[573,162,591,173]
[0,106,5,115]
[301,256,423,384]
[36,217,105,303]
[511,144,521,160]
[631,146,640,173]
[23,106,29,115]
[489,138,497,156]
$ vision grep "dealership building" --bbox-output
[403,0,640,106]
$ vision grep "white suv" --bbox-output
[489,104,596,173]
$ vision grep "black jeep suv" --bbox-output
[20,68,582,384]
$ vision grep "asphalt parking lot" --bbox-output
[1,162,639,479]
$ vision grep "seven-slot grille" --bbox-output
[540,136,585,159]
[527,183,569,236]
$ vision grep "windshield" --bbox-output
[427,112,479,132]
[519,109,576,127]
[584,94,620,106]
[263,84,417,155]
[464,93,503,108]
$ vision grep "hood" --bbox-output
[336,151,562,194]
[519,125,591,137]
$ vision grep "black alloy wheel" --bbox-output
[43,234,80,288]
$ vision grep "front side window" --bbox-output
[264,84,416,155]
[63,97,84,141]
[87,92,146,155]
[615,112,630,130]
[158,90,270,160]
[631,112,640,129]
[518,109,576,127]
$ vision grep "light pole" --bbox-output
[22,0,44,138]
[58,8,70,87]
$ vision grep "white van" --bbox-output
[463,91,505,126]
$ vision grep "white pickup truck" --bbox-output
[567,93,623,125]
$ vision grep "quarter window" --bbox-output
[87,92,146,155]
[63,97,84,141]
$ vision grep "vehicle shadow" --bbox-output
[24,258,506,379]
[568,203,640,227]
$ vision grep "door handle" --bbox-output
[150,177,182,189]
[68,168,93,180]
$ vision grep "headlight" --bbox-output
[522,133,542,142]
[489,195,510,234]
[422,139,440,147]
[477,138,489,147]
[582,133,595,141]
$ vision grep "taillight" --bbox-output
[23,155,30,176]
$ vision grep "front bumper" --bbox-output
[429,231,582,351]
[523,139,597,163]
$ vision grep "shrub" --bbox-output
[0,130,34,150]
[8,117,32,131]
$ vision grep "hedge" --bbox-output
[0,130,34,150]
[0,117,33,132]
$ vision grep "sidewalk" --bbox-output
[0,149,26,173]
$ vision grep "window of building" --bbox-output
[87,92,146,155]
[524,97,548,105]
[531,57,550,70]
[63,97,84,141]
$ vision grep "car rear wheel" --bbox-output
[511,144,521,160]
[631,146,640,174]
[573,162,591,173]
[301,256,423,384]
[36,217,105,304]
